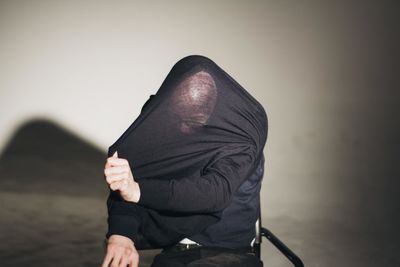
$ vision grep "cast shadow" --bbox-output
[0,119,109,267]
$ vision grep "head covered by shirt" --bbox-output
[107,55,268,247]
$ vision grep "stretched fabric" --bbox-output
[106,55,268,247]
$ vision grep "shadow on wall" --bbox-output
[0,119,109,267]
[0,119,108,198]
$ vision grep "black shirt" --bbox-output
[190,155,264,247]
[105,55,268,248]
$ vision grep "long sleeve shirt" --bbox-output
[106,153,264,248]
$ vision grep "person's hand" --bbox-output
[104,151,141,203]
[101,235,139,267]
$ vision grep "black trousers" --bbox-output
[151,246,263,267]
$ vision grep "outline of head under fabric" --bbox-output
[169,71,218,134]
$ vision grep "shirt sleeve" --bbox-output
[106,190,143,242]
[137,145,260,213]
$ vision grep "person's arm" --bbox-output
[102,194,140,267]
[103,154,143,267]
[106,190,142,241]
[104,144,260,214]
[137,145,260,213]
[104,152,143,240]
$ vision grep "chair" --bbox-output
[253,216,304,267]
[133,210,304,267]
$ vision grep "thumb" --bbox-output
[113,151,118,158]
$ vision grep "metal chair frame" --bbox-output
[253,216,304,267]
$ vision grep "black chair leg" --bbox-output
[261,227,304,267]
[253,242,261,259]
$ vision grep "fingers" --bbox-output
[108,157,129,166]
[104,163,131,187]
[119,252,129,267]
[101,250,113,267]
[104,165,129,176]
[129,252,139,267]
[104,156,129,178]
[103,253,137,267]
[102,236,138,267]
[106,174,127,185]
[104,158,133,186]
[104,151,118,169]
[104,152,137,202]
[107,157,129,167]
[116,250,138,267]
[111,251,123,267]
[109,180,127,191]
[101,250,123,267]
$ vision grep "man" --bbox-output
[101,56,267,267]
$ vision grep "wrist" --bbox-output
[108,234,135,246]
[129,181,141,203]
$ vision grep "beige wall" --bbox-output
[1,1,398,265]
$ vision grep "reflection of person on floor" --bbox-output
[101,56,267,267]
